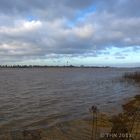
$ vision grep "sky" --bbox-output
[0,0,140,67]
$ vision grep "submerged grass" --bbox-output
[123,71,140,82]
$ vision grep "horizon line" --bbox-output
[0,65,139,68]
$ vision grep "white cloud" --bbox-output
[0,20,42,35]
[72,24,94,38]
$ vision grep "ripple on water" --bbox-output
[0,68,139,131]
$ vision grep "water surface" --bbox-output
[0,68,139,131]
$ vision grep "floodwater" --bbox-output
[0,68,140,133]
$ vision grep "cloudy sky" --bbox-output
[0,0,140,67]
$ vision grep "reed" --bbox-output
[123,71,140,82]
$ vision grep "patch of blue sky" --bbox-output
[95,46,140,65]
[67,5,96,28]
[66,46,140,67]
[26,15,37,21]
[107,46,140,56]
[77,5,96,19]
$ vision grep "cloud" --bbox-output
[0,0,140,65]
[0,20,42,35]
[72,24,94,38]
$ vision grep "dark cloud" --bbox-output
[96,0,140,17]
[0,0,96,19]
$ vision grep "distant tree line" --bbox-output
[0,65,74,68]
[0,65,111,68]
[0,65,48,68]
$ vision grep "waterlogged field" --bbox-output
[0,68,140,140]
